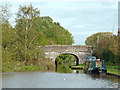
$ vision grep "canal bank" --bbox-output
[70,64,120,78]
[64,64,120,79]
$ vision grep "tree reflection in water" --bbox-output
[55,54,77,73]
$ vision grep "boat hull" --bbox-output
[91,68,107,74]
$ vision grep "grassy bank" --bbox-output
[70,64,84,69]
[2,59,55,72]
[14,65,42,72]
[2,65,55,72]
[70,64,120,76]
[2,65,42,72]
[106,65,120,76]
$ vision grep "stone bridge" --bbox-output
[38,45,92,65]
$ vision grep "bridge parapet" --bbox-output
[42,45,92,52]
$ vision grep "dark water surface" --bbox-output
[1,70,119,88]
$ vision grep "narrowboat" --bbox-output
[84,56,107,74]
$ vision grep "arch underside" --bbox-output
[45,51,91,64]
[55,53,79,65]
[54,53,79,72]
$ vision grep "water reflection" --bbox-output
[90,73,119,83]
[75,70,119,85]
[2,70,119,88]
[56,63,119,86]
[55,54,77,73]
[2,61,119,88]
[57,64,72,73]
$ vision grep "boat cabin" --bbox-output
[84,56,107,74]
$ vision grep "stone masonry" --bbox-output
[38,45,92,65]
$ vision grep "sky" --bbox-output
[1,0,119,45]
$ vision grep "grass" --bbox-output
[2,59,55,72]
[2,65,42,72]
[70,64,120,76]
[106,65,120,76]
[14,65,42,72]
[2,64,55,72]
[2,59,120,76]
[70,64,85,69]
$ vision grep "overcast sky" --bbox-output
[1,0,119,45]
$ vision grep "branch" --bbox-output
[28,35,37,48]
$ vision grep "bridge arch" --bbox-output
[55,53,79,72]
[40,45,92,65]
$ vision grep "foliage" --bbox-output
[2,4,74,72]
[2,64,42,72]
[56,54,77,73]
[106,65,120,76]
[1,3,11,24]
[85,32,118,65]
[38,58,55,71]
[70,64,85,69]
[56,54,76,65]
[118,30,120,65]
[57,64,73,73]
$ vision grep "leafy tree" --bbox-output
[1,4,74,72]
[1,4,18,71]
[85,32,118,65]
[117,30,120,65]
[1,3,11,24]
[15,4,44,64]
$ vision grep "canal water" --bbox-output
[1,70,119,88]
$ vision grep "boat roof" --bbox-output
[86,56,96,61]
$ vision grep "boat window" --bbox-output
[96,62,98,67]
[96,62,102,67]
[99,63,101,67]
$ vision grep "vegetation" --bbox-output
[56,54,76,73]
[85,32,119,65]
[106,66,120,76]
[71,64,120,76]
[1,4,74,72]
[1,3,119,76]
[56,54,76,65]
[70,64,85,69]
[85,32,120,76]
[57,64,73,73]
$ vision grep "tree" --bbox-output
[117,30,120,65]
[1,4,74,72]
[15,4,44,65]
[1,4,18,71]
[85,32,118,65]
[1,3,11,24]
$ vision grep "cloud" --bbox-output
[36,1,118,45]
[1,1,118,45]
[1,0,119,3]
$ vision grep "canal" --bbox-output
[1,70,119,88]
